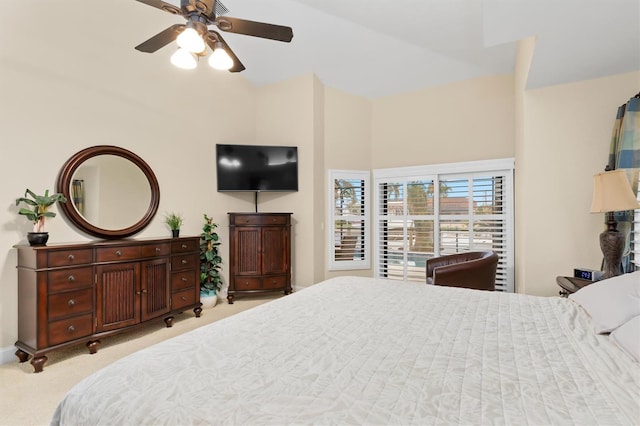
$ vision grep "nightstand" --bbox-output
[556,276,592,297]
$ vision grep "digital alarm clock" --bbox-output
[573,268,603,281]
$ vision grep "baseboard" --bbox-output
[0,345,16,365]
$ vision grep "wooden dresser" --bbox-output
[227,213,292,304]
[14,236,201,373]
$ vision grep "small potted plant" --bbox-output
[200,214,222,308]
[164,212,183,237]
[16,189,67,246]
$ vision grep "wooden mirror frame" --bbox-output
[56,145,160,239]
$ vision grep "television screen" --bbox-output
[216,144,299,192]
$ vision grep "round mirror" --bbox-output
[56,145,160,239]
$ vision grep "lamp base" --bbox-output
[600,219,624,279]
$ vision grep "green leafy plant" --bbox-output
[164,212,183,230]
[15,189,67,233]
[200,214,222,294]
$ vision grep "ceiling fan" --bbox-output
[134,0,293,72]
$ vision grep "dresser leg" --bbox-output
[15,349,29,363]
[227,293,235,304]
[87,340,100,354]
[164,316,175,327]
[31,355,47,373]
[193,306,202,318]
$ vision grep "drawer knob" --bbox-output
[68,275,75,282]
[181,296,187,301]
[142,289,148,294]
[181,244,187,249]
[244,281,249,286]
[67,325,76,333]
[68,299,76,306]
[155,247,161,252]
[115,250,122,257]
[67,254,75,261]
[181,277,187,282]
[181,259,187,264]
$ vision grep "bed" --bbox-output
[51,275,640,425]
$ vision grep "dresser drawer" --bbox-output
[48,288,93,321]
[48,267,93,292]
[96,246,140,262]
[48,249,93,267]
[233,277,261,290]
[172,271,196,291]
[171,288,196,310]
[141,243,171,258]
[232,214,289,226]
[262,275,287,290]
[48,313,93,346]
[172,239,198,254]
[171,254,198,271]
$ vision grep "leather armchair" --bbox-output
[426,251,499,291]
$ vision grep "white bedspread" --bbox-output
[51,276,640,425]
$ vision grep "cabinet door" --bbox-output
[140,258,171,322]
[262,226,289,275]
[96,262,140,332]
[234,227,261,275]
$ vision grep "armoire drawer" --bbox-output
[233,277,262,290]
[262,275,287,290]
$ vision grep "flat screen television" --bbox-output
[216,144,299,192]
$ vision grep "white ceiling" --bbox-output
[134,0,640,98]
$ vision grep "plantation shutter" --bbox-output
[328,170,370,270]
[374,159,514,292]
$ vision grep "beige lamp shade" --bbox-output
[590,169,640,213]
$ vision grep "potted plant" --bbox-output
[16,189,67,246]
[200,214,222,308]
[164,212,183,237]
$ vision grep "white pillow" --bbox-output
[569,270,640,334]
[610,315,640,362]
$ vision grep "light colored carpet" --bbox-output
[0,295,279,426]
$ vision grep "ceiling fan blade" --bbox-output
[206,31,246,73]
[215,16,293,42]
[135,24,184,53]
[135,0,181,16]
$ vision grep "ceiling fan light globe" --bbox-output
[170,48,197,69]
[176,27,206,53]
[208,46,233,70]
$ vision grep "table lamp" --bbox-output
[590,169,640,279]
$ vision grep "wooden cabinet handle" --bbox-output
[68,275,75,282]
[115,250,122,257]
[67,325,76,333]
[67,254,75,261]
[136,291,141,295]
[142,289,148,294]
[68,299,76,306]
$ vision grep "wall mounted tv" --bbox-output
[216,144,299,192]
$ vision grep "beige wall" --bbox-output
[518,71,640,296]
[371,75,515,168]
[323,87,373,280]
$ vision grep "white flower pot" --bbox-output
[200,291,218,309]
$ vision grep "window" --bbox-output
[373,159,515,292]
[328,170,370,270]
